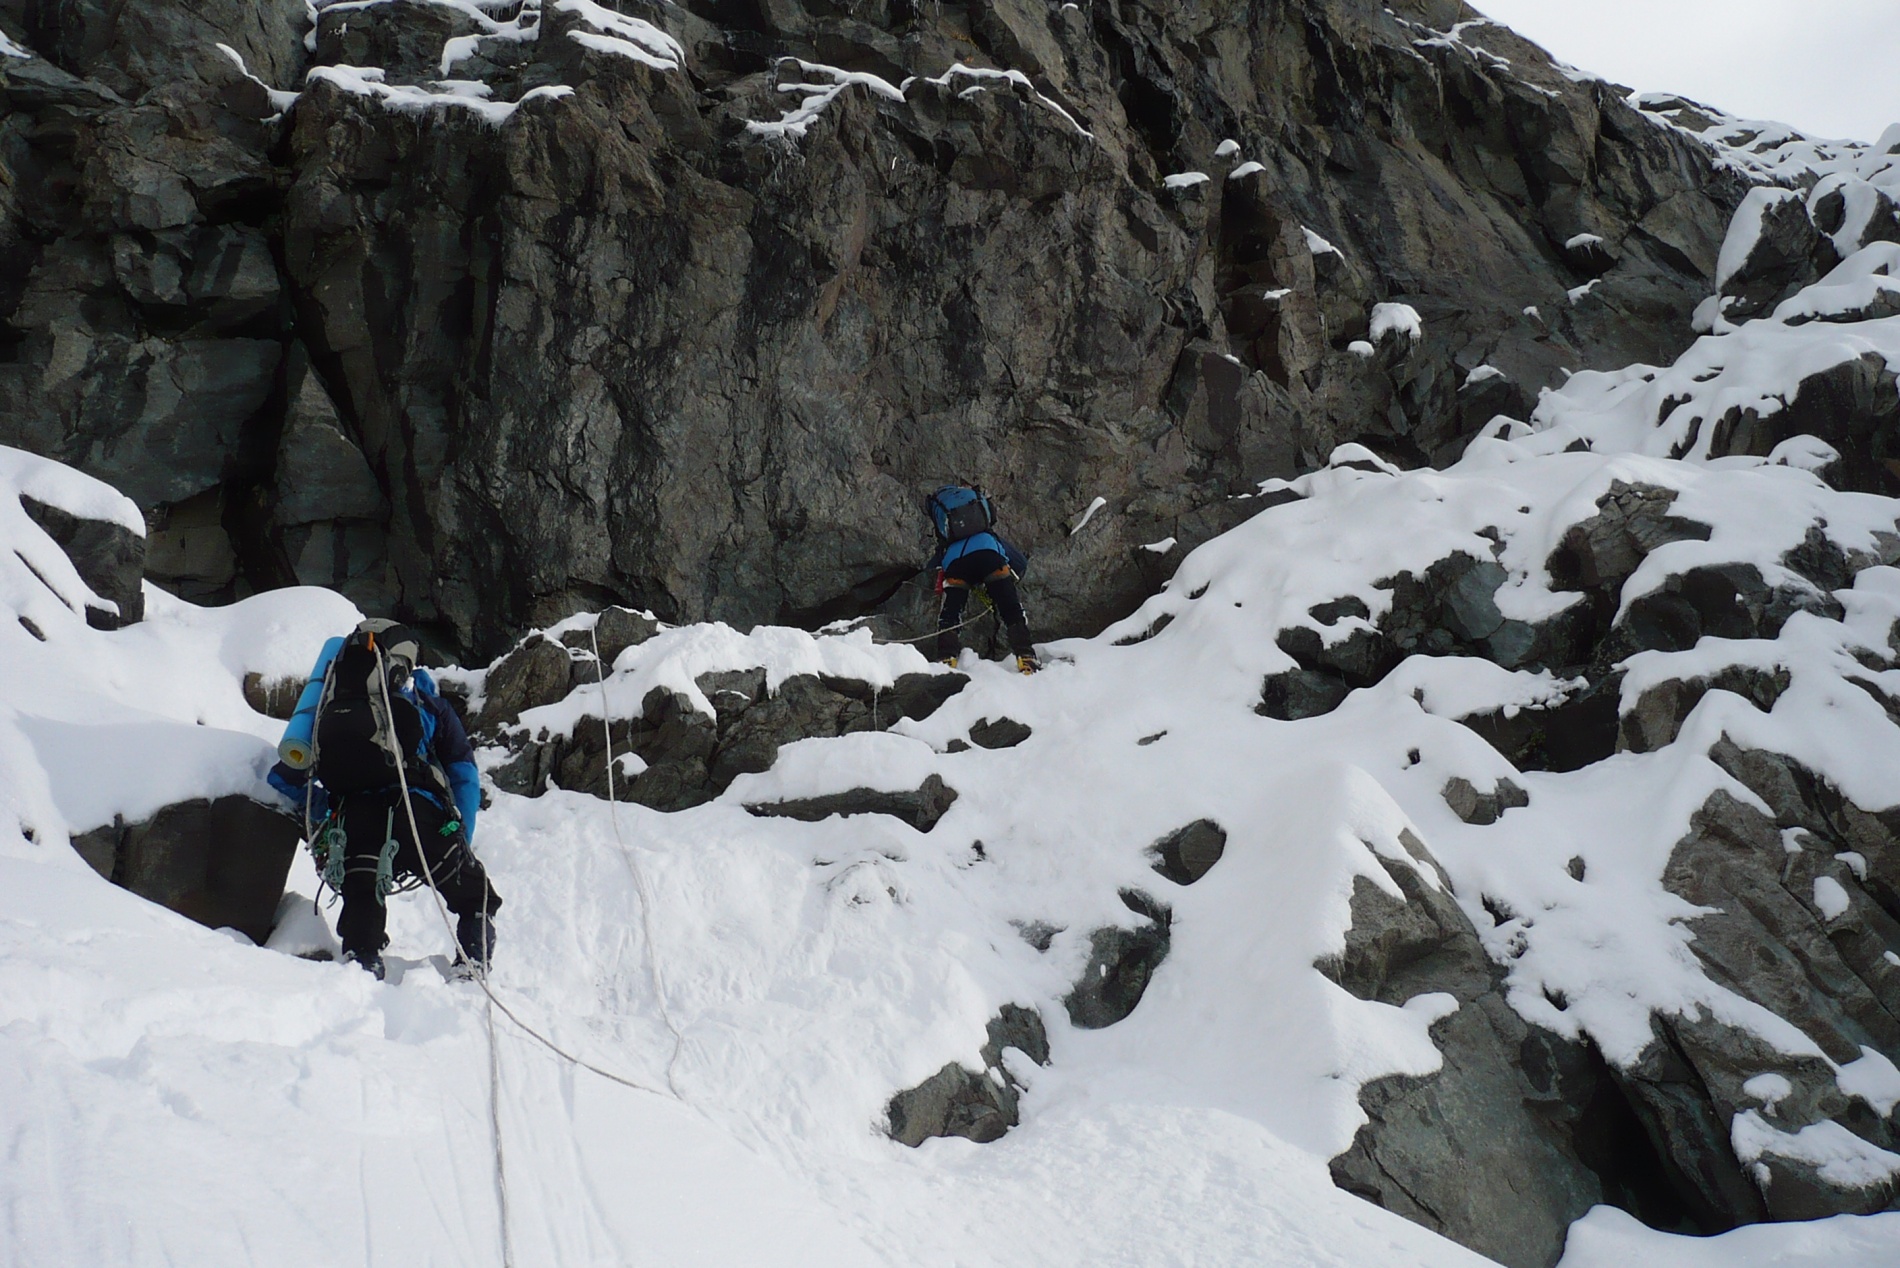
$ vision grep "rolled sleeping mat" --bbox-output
[276,635,346,770]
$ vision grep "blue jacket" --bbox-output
[931,532,1029,576]
[267,668,482,841]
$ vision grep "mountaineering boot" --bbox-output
[1016,654,1040,675]
[344,948,386,980]
[456,911,495,976]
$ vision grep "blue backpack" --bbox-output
[927,485,996,543]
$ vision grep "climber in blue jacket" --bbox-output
[926,484,1038,673]
[268,619,500,980]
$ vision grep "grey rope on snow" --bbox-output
[588,623,689,1100]
[370,646,516,1268]
[369,645,674,1268]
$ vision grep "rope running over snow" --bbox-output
[588,624,689,1099]
[370,646,674,1267]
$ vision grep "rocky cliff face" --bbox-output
[0,0,1740,655]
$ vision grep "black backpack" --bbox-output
[312,627,445,798]
[927,485,996,544]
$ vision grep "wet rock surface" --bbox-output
[70,795,302,944]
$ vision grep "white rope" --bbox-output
[872,605,989,646]
[589,624,688,1099]
[369,644,673,1267]
[371,647,515,1268]
[482,992,513,1268]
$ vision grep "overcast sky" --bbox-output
[1473,0,1900,143]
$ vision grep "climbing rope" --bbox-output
[869,574,1012,648]
[588,623,689,1099]
[870,604,991,647]
[368,646,673,1268]
[481,990,513,1268]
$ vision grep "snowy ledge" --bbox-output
[748,58,1094,143]
[307,65,574,125]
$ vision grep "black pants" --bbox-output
[332,790,500,959]
[938,548,1033,659]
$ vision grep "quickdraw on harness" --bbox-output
[308,802,466,909]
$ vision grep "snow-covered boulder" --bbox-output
[1715,188,1822,321]
[5,445,147,630]
[480,611,967,810]
[1324,824,1606,1268]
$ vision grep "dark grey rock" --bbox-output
[241,671,301,720]
[1702,353,1900,497]
[1717,193,1822,322]
[710,674,871,789]
[1275,623,1398,689]
[71,795,301,944]
[18,492,145,626]
[1611,562,1843,660]
[490,648,968,810]
[142,488,240,603]
[1063,889,1171,1030]
[1573,771,1900,1230]
[1619,665,1791,753]
[1148,819,1227,885]
[1560,233,1618,277]
[821,672,969,728]
[274,361,386,528]
[556,607,662,668]
[475,636,576,735]
[745,773,959,833]
[1441,775,1529,826]
[1013,920,1061,952]
[1,0,1753,658]
[1457,676,1621,773]
[1309,595,1372,626]
[8,0,310,99]
[1811,183,1900,261]
[1322,829,1623,1268]
[886,1004,1050,1147]
[1547,482,1713,595]
[246,0,1744,659]
[967,716,1031,750]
